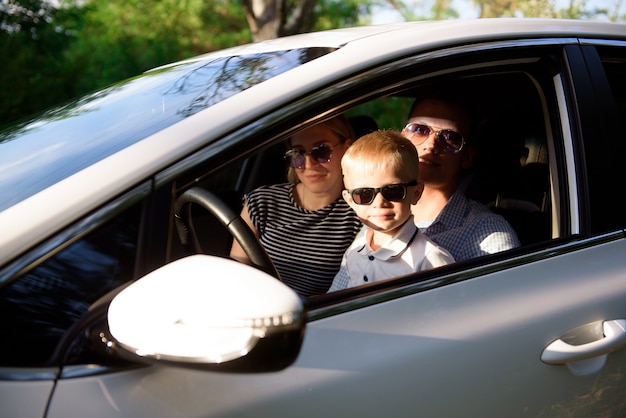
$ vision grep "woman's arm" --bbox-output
[229,201,259,264]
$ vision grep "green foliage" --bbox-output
[64,0,250,99]
[474,0,557,17]
[313,0,373,31]
[430,0,459,20]
[0,0,251,127]
[347,96,413,132]
[0,0,81,125]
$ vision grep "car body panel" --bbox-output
[0,379,53,418]
[44,236,626,417]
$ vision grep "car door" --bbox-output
[41,242,626,418]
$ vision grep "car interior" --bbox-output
[169,61,555,287]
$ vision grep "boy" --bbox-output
[328,130,454,292]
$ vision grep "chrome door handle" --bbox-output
[541,319,626,365]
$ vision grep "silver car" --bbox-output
[2,18,626,417]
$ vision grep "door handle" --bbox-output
[541,319,626,365]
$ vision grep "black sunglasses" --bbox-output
[284,143,336,169]
[348,180,418,205]
[402,123,465,154]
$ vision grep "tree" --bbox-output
[242,0,316,41]
[0,0,253,127]
[63,0,251,94]
[0,0,81,125]
[481,0,558,18]
[431,0,460,19]
[472,0,625,18]
[242,0,379,41]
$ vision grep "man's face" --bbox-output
[403,98,473,192]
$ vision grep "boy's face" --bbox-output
[342,167,423,236]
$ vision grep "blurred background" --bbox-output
[1,0,624,129]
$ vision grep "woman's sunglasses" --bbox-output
[284,143,336,169]
[402,123,465,154]
[348,180,418,205]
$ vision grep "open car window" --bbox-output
[166,43,567,302]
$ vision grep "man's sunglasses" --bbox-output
[284,143,336,169]
[348,180,418,205]
[402,123,465,154]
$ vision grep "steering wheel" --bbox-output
[174,187,279,279]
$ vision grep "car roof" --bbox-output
[155,19,626,63]
[1,18,625,269]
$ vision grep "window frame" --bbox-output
[156,39,588,316]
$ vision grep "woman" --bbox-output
[230,115,362,297]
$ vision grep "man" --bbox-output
[402,96,520,261]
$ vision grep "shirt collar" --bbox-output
[359,217,419,261]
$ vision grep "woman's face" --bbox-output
[289,124,351,196]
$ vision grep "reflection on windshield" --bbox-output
[0,47,336,212]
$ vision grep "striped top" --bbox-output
[245,182,362,297]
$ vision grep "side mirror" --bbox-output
[107,255,305,372]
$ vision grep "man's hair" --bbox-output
[341,130,418,183]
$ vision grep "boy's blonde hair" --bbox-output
[341,130,418,184]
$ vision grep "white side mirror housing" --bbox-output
[107,255,304,372]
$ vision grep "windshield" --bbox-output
[0,47,335,212]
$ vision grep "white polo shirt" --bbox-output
[328,216,455,291]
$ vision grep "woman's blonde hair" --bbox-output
[287,114,355,182]
[341,130,418,186]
